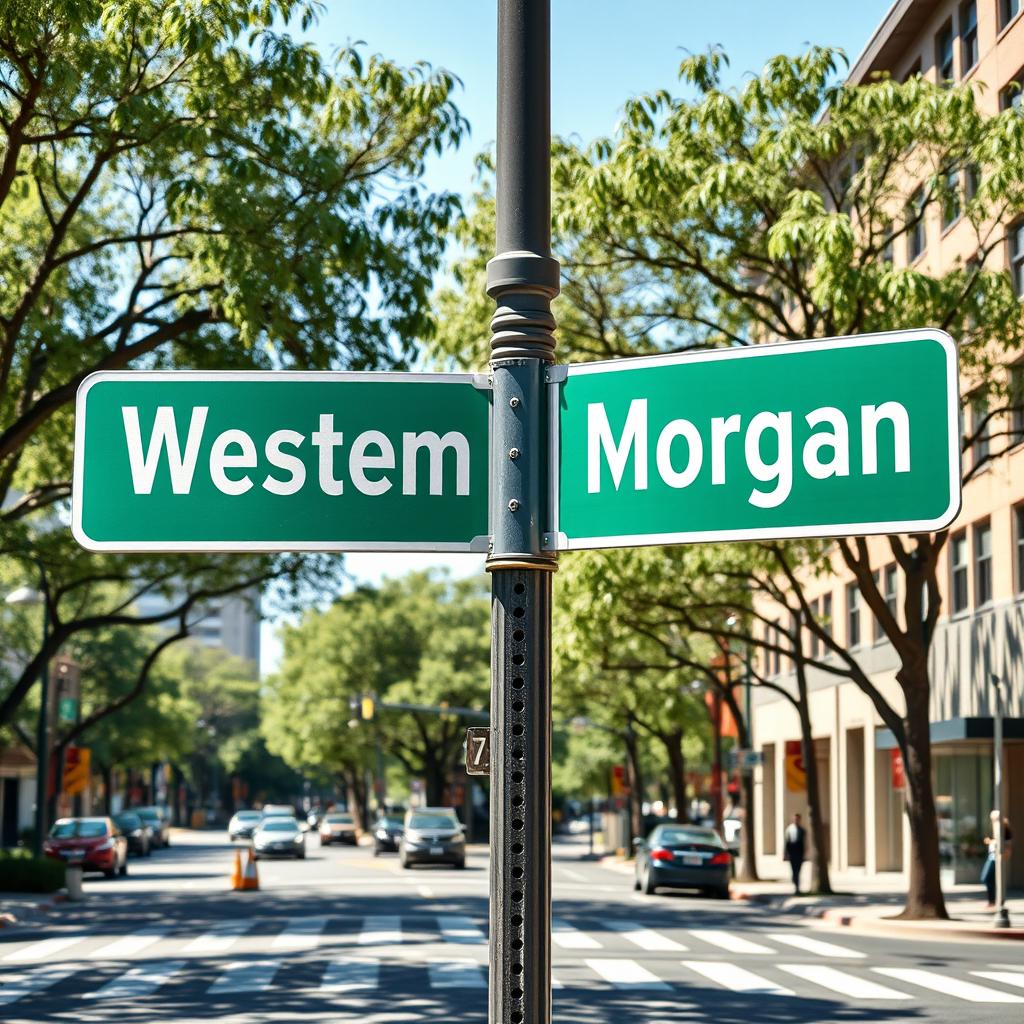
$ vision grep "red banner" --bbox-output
[890,748,905,790]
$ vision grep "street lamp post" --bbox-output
[989,674,1011,928]
[6,576,50,858]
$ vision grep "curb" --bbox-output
[0,892,68,929]
[817,906,1024,942]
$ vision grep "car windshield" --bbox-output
[135,808,159,820]
[260,819,297,831]
[655,828,723,847]
[379,817,403,828]
[50,819,107,838]
[326,814,353,824]
[113,814,141,829]
[235,811,261,821]
[409,814,458,829]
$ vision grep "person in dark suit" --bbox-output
[783,813,807,894]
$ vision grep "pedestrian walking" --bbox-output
[981,817,1013,908]
[783,812,807,895]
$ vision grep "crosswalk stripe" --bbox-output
[320,957,380,993]
[779,964,910,1000]
[84,959,184,999]
[766,932,864,958]
[971,972,1024,992]
[688,929,774,954]
[209,959,282,994]
[359,915,402,945]
[585,958,670,990]
[0,963,78,1006]
[182,919,253,954]
[606,921,687,951]
[438,915,486,944]
[271,915,329,950]
[874,968,1024,1003]
[682,960,794,995]
[87,927,167,960]
[552,919,602,949]
[427,957,487,989]
[2,935,86,963]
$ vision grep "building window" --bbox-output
[872,571,884,642]
[822,593,833,644]
[907,188,926,261]
[847,583,861,648]
[961,2,979,71]
[1010,364,1024,443]
[971,394,990,468]
[942,166,961,229]
[1001,70,1024,110]
[1010,221,1024,296]
[950,530,969,613]
[965,164,981,202]
[1015,504,1024,593]
[974,519,992,606]
[808,598,821,658]
[885,564,899,623]
[936,20,956,83]
[1000,0,1022,31]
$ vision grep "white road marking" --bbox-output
[585,958,670,990]
[271,915,328,951]
[182,919,253,954]
[84,959,184,1000]
[559,867,587,882]
[2,935,87,963]
[606,921,687,952]
[779,964,910,999]
[972,972,1024,991]
[766,932,864,958]
[359,915,402,945]
[427,957,487,988]
[0,963,79,1006]
[682,960,794,995]
[874,968,1024,1003]
[688,929,774,954]
[438,915,486,944]
[418,886,435,898]
[209,959,282,994]
[86,927,168,960]
[320,957,380,993]
[552,919,602,949]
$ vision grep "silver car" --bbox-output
[398,807,466,869]
[252,817,306,859]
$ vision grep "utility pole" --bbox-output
[487,1,558,1021]
[990,674,1010,928]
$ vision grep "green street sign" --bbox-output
[73,372,491,552]
[550,330,961,550]
[58,697,78,724]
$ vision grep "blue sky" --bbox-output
[261,0,895,673]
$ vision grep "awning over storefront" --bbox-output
[875,717,1024,749]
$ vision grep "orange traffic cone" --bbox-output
[241,847,260,891]
[230,848,243,891]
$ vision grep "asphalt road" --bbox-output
[1,830,1022,1022]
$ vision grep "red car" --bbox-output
[44,817,129,879]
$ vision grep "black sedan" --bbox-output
[112,811,152,856]
[634,824,731,898]
[372,814,404,855]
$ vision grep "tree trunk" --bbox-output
[425,758,446,806]
[898,682,948,919]
[661,729,688,822]
[624,730,644,847]
[102,762,114,815]
[720,686,759,882]
[796,660,832,894]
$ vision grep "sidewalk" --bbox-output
[0,890,67,929]
[730,876,1024,942]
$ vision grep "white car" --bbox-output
[228,810,262,842]
[253,817,306,859]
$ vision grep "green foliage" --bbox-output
[0,849,66,892]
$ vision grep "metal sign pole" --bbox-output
[486,1,558,1022]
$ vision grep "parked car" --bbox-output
[319,812,357,846]
[252,817,306,859]
[43,817,129,878]
[399,807,465,869]
[132,805,171,848]
[112,811,152,857]
[633,823,731,899]
[372,814,404,855]
[228,810,262,842]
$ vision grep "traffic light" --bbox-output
[361,694,375,721]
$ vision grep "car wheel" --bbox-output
[297,850,306,860]
[641,867,657,895]
[715,886,730,900]
[400,854,410,869]
[455,859,466,870]
[104,867,116,879]
[633,876,641,891]
[163,836,170,848]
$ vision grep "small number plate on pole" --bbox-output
[465,727,491,776]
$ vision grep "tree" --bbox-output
[263,571,490,816]
[435,47,1024,918]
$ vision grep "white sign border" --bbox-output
[546,328,962,552]
[72,369,493,554]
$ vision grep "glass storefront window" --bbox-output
[933,751,993,883]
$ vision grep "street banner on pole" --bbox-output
[549,330,960,550]
[785,739,806,793]
[73,371,491,553]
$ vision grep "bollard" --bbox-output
[65,864,84,901]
